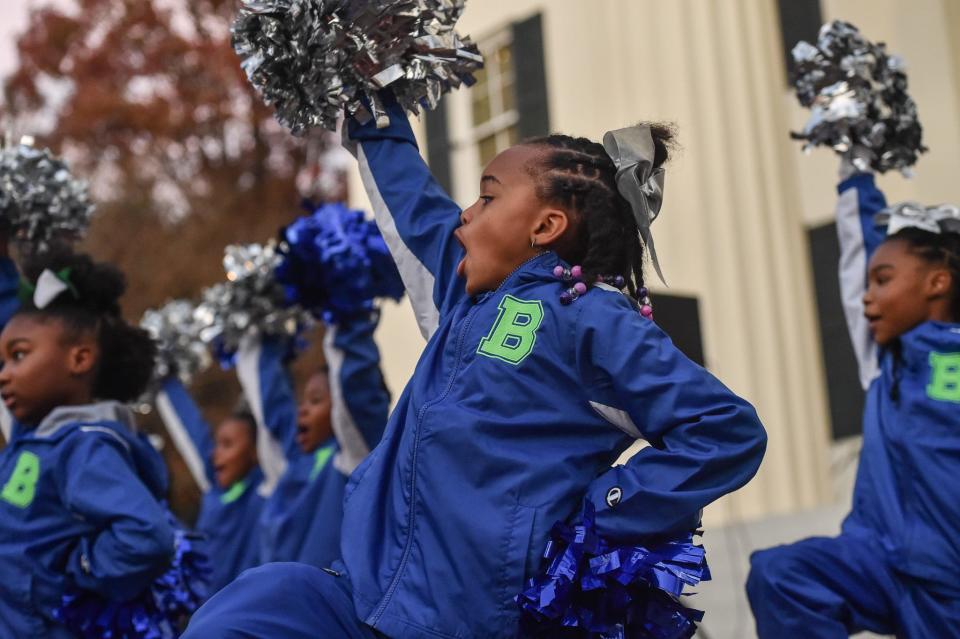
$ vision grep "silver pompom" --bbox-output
[232,0,484,134]
[0,141,95,251]
[194,242,312,358]
[141,299,213,385]
[791,20,926,174]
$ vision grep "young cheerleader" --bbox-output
[746,159,960,637]
[155,377,264,594]
[235,310,390,569]
[0,251,175,637]
[184,92,767,638]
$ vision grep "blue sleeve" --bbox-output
[348,94,466,340]
[0,258,19,445]
[576,295,767,541]
[155,378,214,493]
[324,312,390,473]
[836,171,887,388]
[235,336,292,494]
[256,338,299,460]
[0,257,20,330]
[60,434,175,600]
[838,172,887,264]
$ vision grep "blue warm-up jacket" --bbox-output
[236,315,389,568]
[155,377,265,594]
[0,402,175,637]
[0,256,21,445]
[342,97,768,638]
[836,171,960,591]
[0,256,19,330]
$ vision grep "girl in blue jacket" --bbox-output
[185,95,767,639]
[747,159,960,637]
[0,251,175,637]
[156,378,264,594]
[235,311,389,569]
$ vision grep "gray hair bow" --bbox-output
[874,202,960,236]
[602,126,667,284]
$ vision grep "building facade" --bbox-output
[351,0,960,527]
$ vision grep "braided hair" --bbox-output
[888,227,960,322]
[525,124,677,304]
[17,250,157,403]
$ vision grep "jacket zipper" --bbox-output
[494,253,547,292]
[369,255,544,626]
[370,304,479,626]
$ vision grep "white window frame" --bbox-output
[446,27,519,205]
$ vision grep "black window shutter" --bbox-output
[511,13,550,139]
[777,0,823,79]
[808,223,865,440]
[651,294,706,368]
[424,101,453,194]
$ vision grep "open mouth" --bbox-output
[296,424,310,445]
[2,394,16,411]
[454,229,467,278]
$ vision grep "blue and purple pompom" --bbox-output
[53,529,210,639]
[276,202,404,323]
[516,502,710,639]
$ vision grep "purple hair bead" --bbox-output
[553,265,565,279]
[614,275,625,288]
[640,305,654,318]
[570,265,583,280]
[574,282,587,295]
[560,292,574,305]
[639,287,649,299]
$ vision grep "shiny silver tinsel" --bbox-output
[0,142,94,251]
[791,20,926,174]
[194,242,312,355]
[140,299,213,385]
[232,0,484,134]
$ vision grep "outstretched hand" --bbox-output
[840,146,874,181]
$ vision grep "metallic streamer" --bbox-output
[515,501,709,639]
[53,514,209,639]
[140,299,213,386]
[790,20,926,174]
[0,142,94,252]
[231,0,483,134]
[276,201,404,323]
[194,242,313,359]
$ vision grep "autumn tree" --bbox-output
[1,0,342,519]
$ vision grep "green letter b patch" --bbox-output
[1,451,40,508]
[477,295,544,365]
[927,352,960,403]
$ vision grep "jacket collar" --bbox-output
[34,401,137,439]
[474,252,563,303]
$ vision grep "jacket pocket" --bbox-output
[0,569,45,636]
[498,503,538,620]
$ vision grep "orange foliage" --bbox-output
[1,0,340,521]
